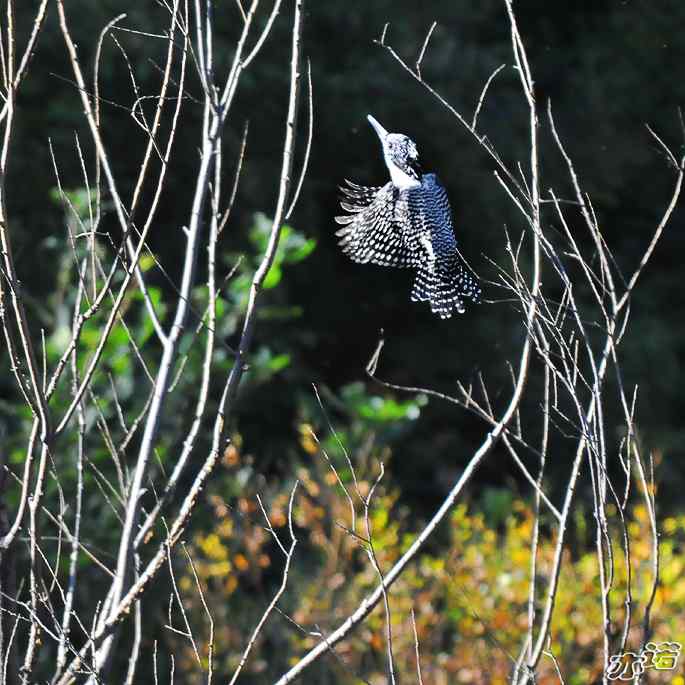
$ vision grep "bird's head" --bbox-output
[367,114,422,190]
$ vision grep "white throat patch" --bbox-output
[386,160,421,190]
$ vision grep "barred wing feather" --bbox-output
[335,181,416,268]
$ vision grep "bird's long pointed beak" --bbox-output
[367,114,388,141]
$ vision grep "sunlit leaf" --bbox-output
[267,353,291,372]
[263,263,282,289]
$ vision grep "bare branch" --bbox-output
[415,21,437,78]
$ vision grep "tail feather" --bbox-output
[411,255,480,319]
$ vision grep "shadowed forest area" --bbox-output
[1,1,685,683]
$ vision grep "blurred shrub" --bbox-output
[170,411,684,684]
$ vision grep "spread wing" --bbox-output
[335,180,418,268]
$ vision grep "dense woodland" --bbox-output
[1,1,685,683]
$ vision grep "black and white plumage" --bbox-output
[335,115,480,319]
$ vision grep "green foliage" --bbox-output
[248,212,317,289]
[222,212,315,339]
[228,212,317,299]
[340,381,427,423]
[248,347,292,383]
[222,212,315,385]
[49,186,98,222]
[482,487,515,527]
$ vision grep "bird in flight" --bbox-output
[335,115,480,318]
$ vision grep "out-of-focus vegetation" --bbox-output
[174,428,685,683]
[2,0,685,681]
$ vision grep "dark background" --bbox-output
[4,0,685,533]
